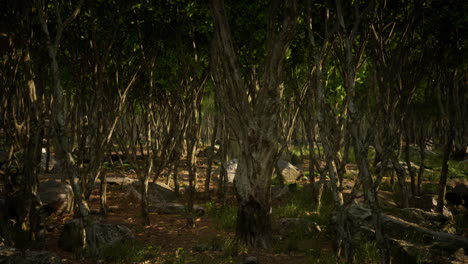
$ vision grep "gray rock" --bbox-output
[212,159,238,183]
[0,246,61,264]
[348,203,372,221]
[276,218,321,236]
[58,219,133,252]
[149,203,205,216]
[276,160,304,183]
[128,182,177,204]
[39,180,74,215]
[105,176,137,186]
[243,256,258,264]
[271,185,290,200]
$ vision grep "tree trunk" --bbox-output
[417,136,426,196]
[436,127,454,213]
[210,0,297,247]
[404,128,416,198]
[204,114,219,195]
[236,194,272,248]
[99,171,107,215]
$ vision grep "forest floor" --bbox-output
[38,152,468,264]
[41,159,329,264]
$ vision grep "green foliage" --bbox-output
[205,202,237,231]
[273,184,312,219]
[354,241,380,264]
[98,240,161,264]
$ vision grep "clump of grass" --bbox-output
[98,240,161,264]
[205,201,237,231]
[354,241,380,264]
[273,184,313,219]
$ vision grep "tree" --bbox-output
[210,0,297,247]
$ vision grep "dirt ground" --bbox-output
[40,158,319,264]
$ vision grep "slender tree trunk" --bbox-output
[99,170,107,215]
[417,135,426,195]
[204,114,219,195]
[404,127,416,197]
[436,127,454,213]
[173,156,181,196]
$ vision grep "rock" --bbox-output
[348,203,372,221]
[411,194,453,218]
[212,159,238,183]
[446,179,468,208]
[399,208,456,234]
[276,160,304,183]
[105,176,137,186]
[39,180,74,215]
[0,246,61,264]
[59,219,133,252]
[149,203,205,216]
[127,182,177,204]
[243,256,258,264]
[275,218,321,236]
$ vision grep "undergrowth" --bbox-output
[99,240,161,264]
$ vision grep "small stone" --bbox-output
[243,256,258,264]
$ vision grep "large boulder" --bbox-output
[0,246,61,264]
[58,219,133,252]
[212,159,238,184]
[126,182,177,204]
[274,218,321,237]
[38,180,74,215]
[276,159,304,183]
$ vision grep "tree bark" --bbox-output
[210,0,297,247]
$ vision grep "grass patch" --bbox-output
[205,201,237,231]
[354,241,380,264]
[273,184,313,219]
[98,240,161,264]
